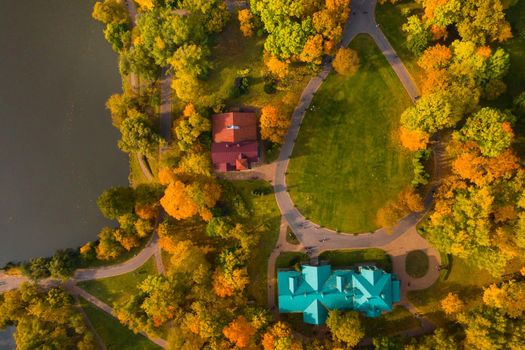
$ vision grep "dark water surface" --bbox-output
[0,0,128,266]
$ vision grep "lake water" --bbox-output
[0,326,15,349]
[0,0,128,266]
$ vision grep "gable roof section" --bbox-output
[303,264,331,291]
[212,112,257,143]
[304,299,328,325]
[211,141,259,171]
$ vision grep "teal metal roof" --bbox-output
[277,264,400,325]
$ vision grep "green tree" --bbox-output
[459,108,514,157]
[97,186,135,220]
[118,112,162,157]
[0,284,95,349]
[22,257,50,281]
[400,91,461,134]
[104,23,131,53]
[402,15,431,55]
[326,310,364,347]
[173,104,211,151]
[48,249,80,280]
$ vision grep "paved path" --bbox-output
[74,232,159,281]
[68,284,168,349]
[73,293,108,350]
[268,0,439,336]
[342,0,420,102]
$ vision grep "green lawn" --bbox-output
[287,34,413,233]
[226,180,281,306]
[318,249,392,272]
[79,297,160,350]
[276,252,309,270]
[375,0,424,85]
[362,306,420,337]
[207,16,312,110]
[405,250,429,278]
[78,257,157,306]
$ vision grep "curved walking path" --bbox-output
[269,0,440,335]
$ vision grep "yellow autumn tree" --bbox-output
[238,9,255,37]
[260,105,290,144]
[333,47,360,76]
[300,34,324,64]
[483,281,525,318]
[160,181,199,220]
[135,0,154,10]
[212,268,249,298]
[441,293,464,315]
[223,316,256,348]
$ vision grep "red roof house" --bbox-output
[211,112,259,172]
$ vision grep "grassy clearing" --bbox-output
[208,16,313,111]
[129,154,151,186]
[287,35,413,233]
[78,257,157,306]
[79,297,160,350]
[500,1,525,156]
[407,256,524,326]
[276,252,309,270]
[318,249,392,272]
[375,0,424,85]
[362,305,420,337]
[225,180,281,306]
[405,250,429,278]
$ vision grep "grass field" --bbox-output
[287,34,413,233]
[78,257,157,306]
[276,252,309,270]
[319,249,393,272]
[79,298,160,350]
[405,250,429,278]
[227,180,281,306]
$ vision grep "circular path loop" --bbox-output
[268,0,445,335]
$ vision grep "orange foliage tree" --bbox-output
[376,188,424,230]
[238,9,255,37]
[160,181,199,220]
[399,126,430,151]
[260,105,290,144]
[265,55,289,79]
[212,267,249,297]
[223,316,256,348]
[300,34,324,64]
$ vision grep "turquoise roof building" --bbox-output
[277,264,401,325]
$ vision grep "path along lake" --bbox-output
[0,0,128,266]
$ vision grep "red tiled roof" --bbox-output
[236,158,249,171]
[212,112,257,143]
[212,141,259,172]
